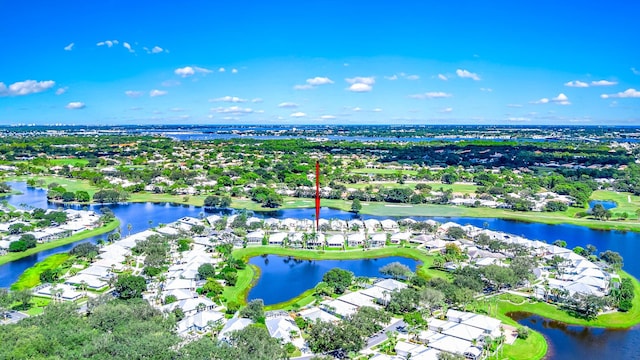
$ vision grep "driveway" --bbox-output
[366,319,406,349]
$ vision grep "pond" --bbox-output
[246,255,418,305]
[589,200,617,211]
[510,312,638,360]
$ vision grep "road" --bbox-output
[366,318,406,348]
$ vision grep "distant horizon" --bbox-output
[1,1,638,125]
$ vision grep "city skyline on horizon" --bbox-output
[1,1,639,125]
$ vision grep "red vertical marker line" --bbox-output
[315,160,320,232]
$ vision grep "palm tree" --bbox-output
[79,280,88,298]
[127,223,132,236]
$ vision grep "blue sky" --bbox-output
[1,1,639,125]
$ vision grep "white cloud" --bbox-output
[218,67,226,72]
[306,77,334,85]
[531,98,550,104]
[456,69,481,81]
[320,115,336,119]
[278,102,298,108]
[55,87,67,95]
[564,80,589,88]
[591,80,617,86]
[174,66,212,77]
[439,107,453,113]
[480,88,493,92]
[0,80,55,97]
[211,96,247,103]
[251,98,263,103]
[65,101,85,109]
[409,92,452,99]
[384,75,398,80]
[347,83,373,92]
[507,104,523,108]
[295,76,335,90]
[211,106,254,114]
[64,43,74,51]
[231,68,238,74]
[125,90,144,98]
[507,117,530,122]
[406,75,420,80]
[290,112,306,118]
[552,93,571,105]
[149,89,168,97]
[123,42,134,53]
[437,74,448,81]
[345,76,375,85]
[97,40,118,47]
[600,88,640,99]
[373,108,383,112]
[352,107,362,112]
[632,68,640,75]
[151,46,163,54]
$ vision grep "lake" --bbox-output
[589,200,618,211]
[510,312,638,360]
[2,181,640,359]
[247,255,418,305]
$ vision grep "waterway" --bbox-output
[247,255,418,305]
[2,181,640,359]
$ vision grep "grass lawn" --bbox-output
[493,332,548,360]
[495,271,640,329]
[591,190,640,218]
[0,219,120,266]
[11,253,71,290]
[23,297,51,316]
[48,159,89,167]
[226,246,449,306]
[264,288,317,311]
[128,192,207,206]
[222,264,257,305]
[8,176,98,196]
[350,168,418,176]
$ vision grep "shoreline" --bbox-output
[6,177,640,233]
[0,219,120,267]
[226,246,640,360]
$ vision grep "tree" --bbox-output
[239,299,265,323]
[446,226,466,239]
[419,287,445,315]
[8,240,27,252]
[114,275,147,300]
[438,352,465,360]
[387,288,420,314]
[61,191,76,202]
[600,250,624,269]
[379,262,411,280]
[322,268,354,294]
[40,269,60,283]
[350,198,362,214]
[70,242,99,258]
[553,239,567,248]
[0,288,12,319]
[517,326,530,339]
[14,289,32,310]
[202,279,224,298]
[226,325,289,360]
[75,190,91,202]
[198,263,216,280]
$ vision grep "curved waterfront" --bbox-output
[247,255,418,305]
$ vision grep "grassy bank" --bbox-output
[225,246,449,306]
[264,288,317,311]
[11,253,71,290]
[8,176,640,232]
[0,219,119,266]
[496,271,640,329]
